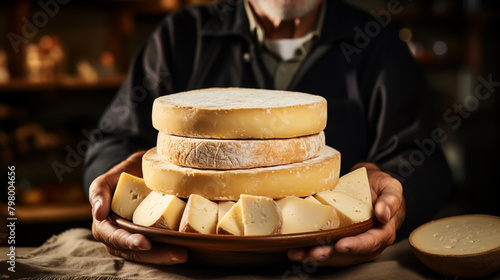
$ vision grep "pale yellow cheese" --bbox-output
[178,194,218,234]
[132,191,186,230]
[152,88,327,139]
[304,196,322,204]
[334,167,372,205]
[142,146,340,200]
[156,131,325,169]
[216,200,244,235]
[240,194,282,235]
[276,196,339,234]
[217,201,235,223]
[315,190,374,227]
[411,215,500,255]
[111,172,152,220]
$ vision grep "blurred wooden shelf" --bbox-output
[0,75,125,93]
[0,203,92,224]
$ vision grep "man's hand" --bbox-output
[287,162,406,267]
[88,151,188,265]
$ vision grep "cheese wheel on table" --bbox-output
[156,131,325,169]
[152,88,327,139]
[142,146,341,200]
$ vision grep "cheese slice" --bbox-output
[276,196,339,234]
[410,215,500,255]
[218,201,236,223]
[156,131,325,169]
[142,146,340,200]
[315,190,374,227]
[240,194,282,235]
[216,200,244,235]
[178,194,218,234]
[152,88,327,139]
[132,191,186,230]
[334,167,372,205]
[111,172,152,220]
[304,196,322,204]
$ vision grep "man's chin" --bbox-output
[253,0,319,20]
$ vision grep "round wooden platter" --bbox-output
[109,212,375,265]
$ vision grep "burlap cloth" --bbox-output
[1,228,499,280]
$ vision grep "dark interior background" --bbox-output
[0,0,499,246]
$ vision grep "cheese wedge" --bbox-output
[334,167,372,205]
[132,191,186,230]
[276,196,339,234]
[179,194,218,234]
[142,146,340,200]
[156,131,325,169]
[315,190,374,227]
[111,172,152,220]
[216,200,244,235]
[152,88,327,139]
[304,195,322,204]
[218,201,236,223]
[240,194,282,235]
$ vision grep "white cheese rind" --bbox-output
[142,146,340,200]
[276,197,339,234]
[156,131,325,169]
[132,191,186,230]
[240,194,282,236]
[315,190,374,227]
[334,167,372,205]
[152,88,327,139]
[111,172,152,220]
[178,194,218,234]
[411,215,500,255]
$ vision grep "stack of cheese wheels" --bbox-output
[143,87,341,200]
[112,88,377,236]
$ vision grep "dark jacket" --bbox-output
[84,0,452,235]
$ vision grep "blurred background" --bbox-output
[0,0,499,247]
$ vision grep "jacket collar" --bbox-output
[200,0,358,44]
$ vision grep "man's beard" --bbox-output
[251,0,319,20]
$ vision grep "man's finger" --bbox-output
[106,244,188,265]
[89,176,113,221]
[93,218,152,251]
[335,222,396,255]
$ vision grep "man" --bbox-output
[85,0,452,266]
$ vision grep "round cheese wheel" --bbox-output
[142,146,341,200]
[156,131,325,170]
[152,88,327,139]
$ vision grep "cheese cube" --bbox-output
[218,201,236,223]
[334,167,372,205]
[315,190,374,227]
[111,172,152,220]
[132,191,186,230]
[240,194,282,235]
[216,200,244,235]
[179,194,218,234]
[276,197,339,234]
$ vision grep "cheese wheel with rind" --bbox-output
[142,146,341,200]
[156,131,325,169]
[152,88,327,139]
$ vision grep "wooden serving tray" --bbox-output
[109,212,376,266]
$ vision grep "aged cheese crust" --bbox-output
[142,146,341,200]
[156,131,325,169]
[152,88,327,139]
